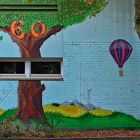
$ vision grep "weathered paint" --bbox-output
[0,0,140,129]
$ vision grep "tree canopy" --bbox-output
[0,0,108,33]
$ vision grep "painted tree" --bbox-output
[0,0,108,122]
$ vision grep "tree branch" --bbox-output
[33,25,63,47]
[0,27,23,43]
[44,25,63,40]
[0,27,9,33]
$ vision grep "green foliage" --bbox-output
[0,109,68,138]
[0,0,108,33]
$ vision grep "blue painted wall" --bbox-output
[0,0,140,119]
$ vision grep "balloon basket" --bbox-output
[119,68,123,77]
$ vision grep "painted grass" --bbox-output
[0,108,17,122]
[45,112,140,130]
[0,105,113,118]
[1,108,140,130]
[0,108,4,115]
[43,104,86,117]
[89,108,112,117]
[43,104,113,117]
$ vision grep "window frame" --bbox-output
[0,58,63,80]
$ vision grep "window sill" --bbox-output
[0,74,63,80]
[30,74,63,80]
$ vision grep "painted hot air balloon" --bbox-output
[109,39,133,77]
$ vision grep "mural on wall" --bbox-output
[0,0,107,122]
[0,0,140,138]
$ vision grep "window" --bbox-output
[31,62,61,74]
[0,62,25,74]
[0,58,63,80]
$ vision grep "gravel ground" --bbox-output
[69,130,140,138]
[0,130,140,139]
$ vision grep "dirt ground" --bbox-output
[68,130,140,138]
[0,130,140,139]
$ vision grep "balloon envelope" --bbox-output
[109,39,133,68]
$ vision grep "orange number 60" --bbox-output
[10,20,46,39]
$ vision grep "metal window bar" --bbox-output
[0,4,58,12]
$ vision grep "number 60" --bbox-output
[10,20,46,39]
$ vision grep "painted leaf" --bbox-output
[0,36,3,41]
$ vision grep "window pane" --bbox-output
[31,62,61,74]
[0,62,25,74]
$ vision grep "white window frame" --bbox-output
[0,58,63,80]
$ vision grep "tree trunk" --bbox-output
[18,80,45,121]
[16,35,46,122]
